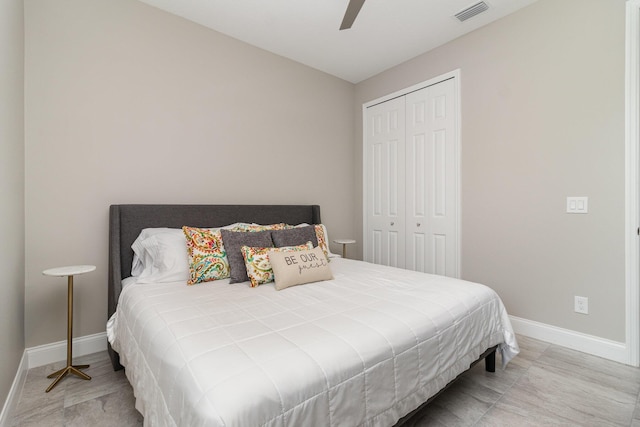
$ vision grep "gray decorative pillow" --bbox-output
[269,247,333,291]
[220,230,273,283]
[271,226,318,248]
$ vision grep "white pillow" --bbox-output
[131,228,177,276]
[135,231,190,283]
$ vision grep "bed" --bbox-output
[107,204,519,426]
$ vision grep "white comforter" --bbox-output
[107,258,519,427]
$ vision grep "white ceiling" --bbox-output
[137,0,538,83]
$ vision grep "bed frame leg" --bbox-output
[108,344,124,371]
[484,349,496,372]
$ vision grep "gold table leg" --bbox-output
[46,274,91,392]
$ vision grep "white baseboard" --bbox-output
[27,332,108,369]
[510,315,629,365]
[0,351,28,427]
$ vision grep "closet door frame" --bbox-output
[362,69,461,278]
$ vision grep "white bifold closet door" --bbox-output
[365,96,406,268]
[364,77,458,277]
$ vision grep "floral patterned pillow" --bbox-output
[241,242,313,287]
[314,224,330,261]
[231,223,287,232]
[182,226,230,285]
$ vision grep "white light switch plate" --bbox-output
[566,197,588,214]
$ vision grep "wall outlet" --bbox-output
[574,296,589,314]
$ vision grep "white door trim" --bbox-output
[625,0,640,367]
[362,69,461,278]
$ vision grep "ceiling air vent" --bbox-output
[455,1,489,22]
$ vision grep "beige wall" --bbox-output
[24,0,355,347]
[0,0,25,407]
[355,0,626,341]
[23,0,627,349]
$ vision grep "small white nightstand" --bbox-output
[333,239,356,259]
[42,265,96,392]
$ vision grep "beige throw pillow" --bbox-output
[269,247,333,290]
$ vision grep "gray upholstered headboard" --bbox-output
[108,204,321,370]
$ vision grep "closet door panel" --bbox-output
[427,79,457,277]
[365,97,406,267]
[405,79,457,276]
[405,87,430,272]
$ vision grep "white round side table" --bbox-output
[333,239,356,259]
[42,265,96,393]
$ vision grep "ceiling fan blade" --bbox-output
[340,0,366,30]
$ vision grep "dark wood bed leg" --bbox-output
[108,343,125,371]
[484,348,496,372]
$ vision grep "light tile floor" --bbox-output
[11,335,640,426]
